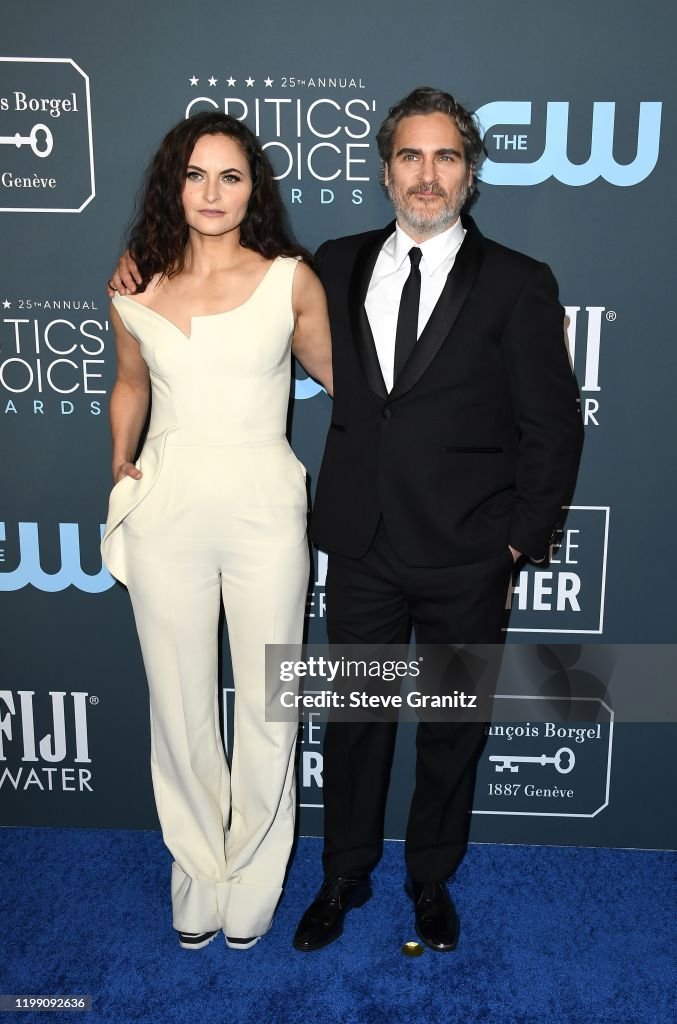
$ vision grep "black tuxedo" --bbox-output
[310,215,584,884]
[311,215,583,564]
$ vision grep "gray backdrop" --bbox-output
[1,0,675,852]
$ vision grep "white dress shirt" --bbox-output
[364,218,466,392]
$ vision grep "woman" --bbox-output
[101,112,332,951]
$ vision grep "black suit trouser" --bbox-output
[321,519,514,884]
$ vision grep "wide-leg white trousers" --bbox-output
[122,441,309,939]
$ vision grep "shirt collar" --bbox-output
[391,217,466,274]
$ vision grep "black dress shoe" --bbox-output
[293,876,372,951]
[406,880,460,952]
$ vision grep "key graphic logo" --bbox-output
[489,746,575,775]
[0,57,95,212]
[475,696,613,818]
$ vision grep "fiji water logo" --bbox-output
[0,521,113,592]
[477,101,661,186]
[0,690,91,763]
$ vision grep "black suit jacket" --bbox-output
[310,215,584,566]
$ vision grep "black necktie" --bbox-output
[393,247,422,382]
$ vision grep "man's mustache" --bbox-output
[407,184,447,197]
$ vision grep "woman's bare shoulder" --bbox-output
[121,273,165,308]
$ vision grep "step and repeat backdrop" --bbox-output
[1,1,675,851]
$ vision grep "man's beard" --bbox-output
[387,181,469,238]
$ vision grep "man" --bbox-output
[292,87,583,953]
[109,86,583,954]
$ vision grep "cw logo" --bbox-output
[0,522,114,593]
[476,101,662,186]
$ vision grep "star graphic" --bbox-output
[245,76,255,87]
[226,76,236,87]
[208,76,217,86]
[264,76,274,87]
[189,76,199,86]
[2,299,11,309]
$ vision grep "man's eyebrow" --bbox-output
[394,146,463,159]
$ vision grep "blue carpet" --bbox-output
[0,829,673,1024]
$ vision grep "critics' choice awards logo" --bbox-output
[0,57,94,212]
[477,101,661,186]
[506,507,610,635]
[183,73,375,207]
[0,522,113,593]
[0,305,109,418]
[0,689,95,793]
[475,697,613,818]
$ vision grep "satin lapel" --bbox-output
[347,223,394,400]
[389,218,485,401]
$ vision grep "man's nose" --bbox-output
[418,156,437,182]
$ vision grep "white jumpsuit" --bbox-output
[101,257,309,939]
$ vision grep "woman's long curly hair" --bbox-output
[127,111,309,289]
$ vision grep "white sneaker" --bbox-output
[225,935,260,950]
[178,929,219,950]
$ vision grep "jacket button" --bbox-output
[382,407,392,420]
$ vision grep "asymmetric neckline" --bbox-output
[114,255,284,342]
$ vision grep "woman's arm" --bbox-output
[291,261,333,396]
[109,304,150,482]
